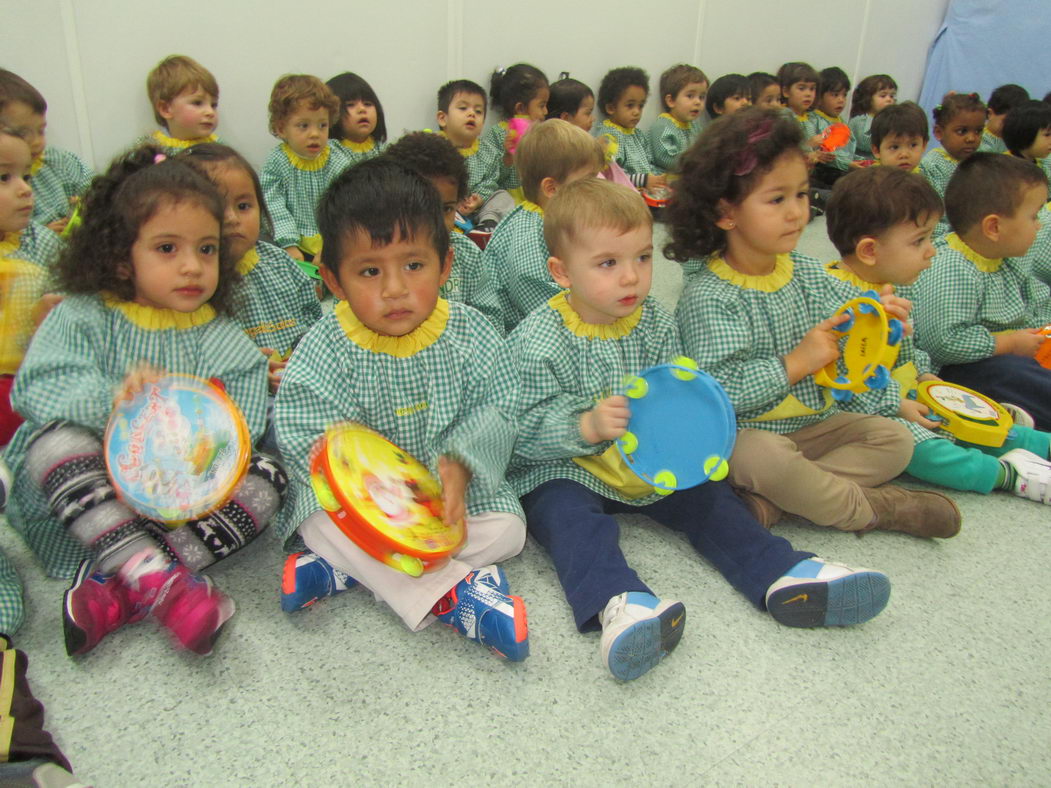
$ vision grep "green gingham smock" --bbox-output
[597,120,655,178]
[920,147,960,239]
[477,121,522,198]
[273,299,522,545]
[233,241,322,355]
[647,113,698,173]
[260,140,350,254]
[508,292,682,505]
[446,231,502,329]
[914,232,1051,367]
[811,110,856,171]
[337,137,387,168]
[675,251,839,434]
[0,225,61,374]
[849,114,874,160]
[139,129,221,157]
[482,201,559,333]
[1023,201,1051,287]
[979,130,1008,154]
[29,147,93,226]
[3,295,269,578]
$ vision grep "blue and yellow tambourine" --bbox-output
[815,290,904,403]
[617,357,737,495]
[104,374,251,525]
[916,381,1013,447]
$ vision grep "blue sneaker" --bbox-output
[766,558,891,627]
[599,592,685,681]
[281,551,358,612]
[433,566,529,661]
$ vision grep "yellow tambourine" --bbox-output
[814,291,904,404]
[309,423,464,577]
[916,381,1013,447]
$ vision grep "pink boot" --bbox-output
[63,560,145,656]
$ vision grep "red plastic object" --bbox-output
[819,123,851,151]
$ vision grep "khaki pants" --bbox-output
[729,412,913,531]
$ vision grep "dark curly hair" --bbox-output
[598,67,649,117]
[56,143,240,315]
[931,91,985,128]
[664,108,804,262]
[546,77,593,120]
[383,131,468,200]
[179,142,273,239]
[489,63,548,119]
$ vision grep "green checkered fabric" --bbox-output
[597,120,655,177]
[482,203,559,332]
[30,147,93,226]
[849,114,874,160]
[1024,203,1051,287]
[234,241,323,354]
[811,111,856,171]
[4,222,61,270]
[445,232,502,330]
[920,147,960,239]
[337,137,387,168]
[0,548,24,635]
[4,294,269,578]
[477,122,519,197]
[273,299,523,544]
[647,114,698,173]
[508,294,682,504]
[260,141,351,251]
[675,251,839,434]
[979,130,1008,154]
[914,233,1051,367]
[0,224,60,374]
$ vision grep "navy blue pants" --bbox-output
[939,354,1051,432]
[521,479,813,632]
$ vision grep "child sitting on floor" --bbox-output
[326,72,388,167]
[870,102,928,172]
[848,74,897,161]
[647,64,708,172]
[142,55,221,155]
[706,74,753,119]
[921,92,986,239]
[981,84,1029,154]
[1003,99,1051,179]
[596,67,665,189]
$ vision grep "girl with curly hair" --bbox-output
[4,144,288,658]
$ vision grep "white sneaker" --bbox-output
[1001,402,1036,429]
[599,592,684,681]
[765,558,891,627]
[0,457,10,513]
[1001,448,1051,504]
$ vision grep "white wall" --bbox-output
[0,0,948,171]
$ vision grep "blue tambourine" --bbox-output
[616,357,737,495]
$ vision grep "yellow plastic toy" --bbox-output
[814,290,904,404]
[915,381,1013,447]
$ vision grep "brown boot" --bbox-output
[861,485,961,538]
[736,490,784,528]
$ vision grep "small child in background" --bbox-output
[920,92,986,239]
[274,159,529,662]
[546,76,596,132]
[384,131,502,328]
[848,74,897,161]
[477,63,550,204]
[870,101,928,172]
[667,108,959,538]
[259,74,347,266]
[510,177,890,682]
[596,67,665,189]
[0,70,92,234]
[435,79,514,232]
[1003,99,1051,179]
[777,62,830,167]
[4,145,288,656]
[0,128,62,448]
[825,167,1051,504]
[981,84,1030,153]
[143,55,220,155]
[915,153,1051,430]
[809,66,857,187]
[483,119,604,332]
[647,64,708,172]
[326,72,387,166]
[706,73,752,119]
[181,143,322,397]
[748,72,781,110]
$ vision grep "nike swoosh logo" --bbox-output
[671,614,684,627]
[784,594,809,604]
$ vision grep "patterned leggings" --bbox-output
[25,421,287,574]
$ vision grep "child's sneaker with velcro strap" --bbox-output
[63,559,145,656]
[1000,448,1051,504]
[766,558,890,628]
[432,566,528,661]
[599,592,685,681]
[281,551,358,612]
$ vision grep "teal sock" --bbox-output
[996,460,1017,491]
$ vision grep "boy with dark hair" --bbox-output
[914,153,1051,430]
[870,102,929,172]
[981,83,1030,154]
[706,73,752,119]
[647,64,708,171]
[274,157,529,660]
[1003,99,1051,179]
[826,166,1051,503]
[810,66,857,186]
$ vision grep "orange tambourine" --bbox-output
[820,123,851,151]
[309,423,464,577]
[1035,325,1051,369]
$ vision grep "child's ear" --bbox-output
[854,236,879,266]
[540,176,560,200]
[715,198,736,230]
[116,261,133,280]
[604,102,616,117]
[156,101,174,121]
[318,264,347,302]
[559,111,572,122]
[933,124,944,142]
[513,101,527,116]
[979,213,1002,242]
[439,247,454,287]
[547,255,572,289]
[663,93,675,110]
[436,111,448,129]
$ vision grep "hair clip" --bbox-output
[153,153,167,164]
[733,116,775,176]
[559,71,570,80]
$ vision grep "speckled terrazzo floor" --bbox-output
[1,219,1049,787]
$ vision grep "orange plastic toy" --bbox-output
[819,123,851,152]
[1035,325,1051,368]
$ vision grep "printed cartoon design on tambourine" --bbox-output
[104,374,251,525]
[310,423,464,577]
[916,380,1013,447]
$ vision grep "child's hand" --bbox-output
[848,160,866,170]
[996,328,1046,358]
[783,312,851,384]
[877,284,913,333]
[814,150,835,163]
[917,373,941,383]
[645,174,668,190]
[897,398,941,431]
[438,455,472,527]
[46,217,69,234]
[580,395,631,444]
[284,246,305,261]
[502,128,518,165]
[115,362,165,405]
[260,347,286,393]
[459,194,483,215]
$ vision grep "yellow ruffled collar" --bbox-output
[825,260,881,290]
[934,147,960,164]
[945,232,1003,272]
[814,110,843,124]
[521,200,543,215]
[794,112,810,123]
[0,231,22,256]
[340,137,375,153]
[103,295,216,330]
[334,298,448,357]
[659,112,690,130]
[30,153,44,176]
[236,247,259,276]
[708,253,793,292]
[436,131,480,157]
[152,129,218,149]
[281,142,331,171]
[603,119,636,135]
[548,291,641,339]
